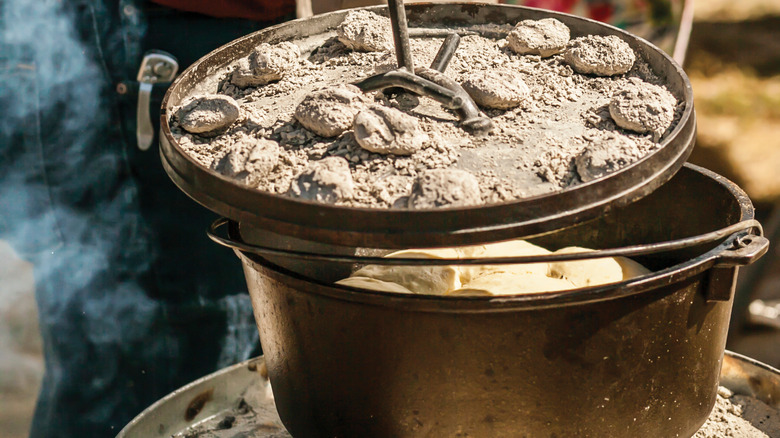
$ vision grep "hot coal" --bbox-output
[170,12,680,209]
[231,42,300,88]
[288,156,355,203]
[462,69,530,109]
[695,386,780,438]
[408,169,481,209]
[294,84,369,137]
[336,10,393,52]
[575,132,645,182]
[177,95,240,135]
[609,77,677,140]
[354,104,428,155]
[215,135,281,187]
[564,35,636,76]
[506,18,570,57]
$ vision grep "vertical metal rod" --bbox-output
[430,33,461,73]
[387,0,414,72]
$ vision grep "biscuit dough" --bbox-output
[335,276,414,294]
[454,239,550,284]
[337,240,650,296]
[450,272,577,296]
[351,248,462,295]
[549,246,650,287]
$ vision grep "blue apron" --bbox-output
[0,1,291,435]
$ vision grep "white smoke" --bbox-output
[1,0,259,432]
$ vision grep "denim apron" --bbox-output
[0,1,290,435]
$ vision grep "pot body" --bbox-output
[236,165,763,437]
[245,266,728,438]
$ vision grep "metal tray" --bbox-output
[159,3,695,248]
[117,351,780,438]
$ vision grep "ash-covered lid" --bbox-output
[160,3,694,249]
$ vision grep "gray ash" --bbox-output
[170,14,682,209]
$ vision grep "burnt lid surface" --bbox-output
[160,3,695,249]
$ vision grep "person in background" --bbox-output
[1,1,300,436]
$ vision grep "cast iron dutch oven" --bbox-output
[218,164,768,438]
[158,4,769,437]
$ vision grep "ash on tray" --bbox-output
[170,11,683,209]
[695,386,780,438]
[172,385,779,437]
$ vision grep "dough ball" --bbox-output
[337,10,393,52]
[615,256,651,280]
[294,84,369,137]
[335,276,414,294]
[462,70,530,109]
[408,169,481,209]
[507,18,570,57]
[354,104,428,155]
[454,239,550,284]
[449,272,576,296]
[177,94,240,135]
[564,35,636,76]
[288,156,354,203]
[608,78,677,139]
[231,42,300,88]
[549,246,628,288]
[352,248,461,295]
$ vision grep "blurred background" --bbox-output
[1,0,779,436]
[686,0,780,377]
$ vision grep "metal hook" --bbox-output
[353,1,492,134]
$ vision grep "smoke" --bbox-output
[0,0,150,319]
[0,0,258,434]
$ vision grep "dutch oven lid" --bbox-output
[159,3,695,249]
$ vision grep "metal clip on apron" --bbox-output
[136,50,178,150]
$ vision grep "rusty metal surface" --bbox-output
[159,3,697,249]
[116,351,780,437]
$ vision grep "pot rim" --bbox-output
[237,163,755,313]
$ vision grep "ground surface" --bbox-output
[1,2,779,437]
